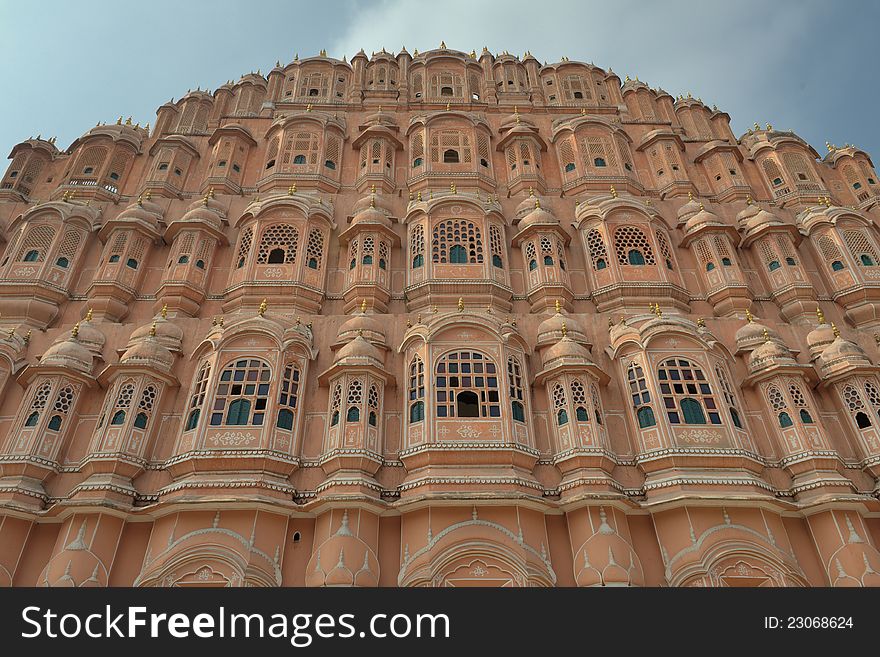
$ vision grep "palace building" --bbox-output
[1,45,880,587]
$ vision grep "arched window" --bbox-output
[529,259,537,271]
[111,410,126,425]
[627,249,646,265]
[210,359,271,427]
[489,225,504,269]
[861,254,875,266]
[706,262,715,271]
[47,415,62,431]
[715,364,744,430]
[627,362,655,428]
[657,358,721,425]
[257,224,299,265]
[856,411,872,429]
[557,409,569,426]
[344,379,364,423]
[330,384,341,426]
[594,157,606,167]
[507,356,525,423]
[25,411,39,426]
[637,406,656,428]
[368,384,380,427]
[185,363,210,432]
[564,163,576,172]
[832,260,845,271]
[134,412,148,429]
[799,408,814,424]
[570,380,588,423]
[55,257,69,268]
[268,248,285,264]
[778,411,793,428]
[178,255,189,264]
[768,260,781,271]
[293,154,306,164]
[24,249,39,262]
[443,149,459,163]
[347,406,360,422]
[576,406,589,422]
[409,356,425,423]
[410,401,424,422]
[435,351,500,418]
[591,384,604,425]
[276,363,300,430]
[450,244,467,263]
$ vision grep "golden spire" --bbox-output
[816,307,825,324]
[450,182,456,194]
[699,201,704,211]
[697,317,706,328]
[161,304,168,319]
[440,40,446,48]
[218,316,224,327]
[357,328,364,337]
[406,318,413,328]
[446,102,450,111]
[653,303,662,318]
[745,308,754,323]
[457,297,464,312]
[137,194,143,207]
[288,185,295,195]
[762,327,770,343]
[361,298,367,313]
[149,322,157,337]
[370,183,376,194]
[85,308,93,322]
[370,194,375,208]
[746,195,752,205]
[535,197,540,209]
[610,185,618,198]
[561,321,568,338]
[486,304,492,314]
[71,322,80,339]
[258,298,268,317]
[25,329,31,344]
[514,105,520,124]
[832,322,840,338]
[417,191,423,202]
[555,299,562,314]
[306,103,312,112]
[688,191,693,201]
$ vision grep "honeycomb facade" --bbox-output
[1,45,880,586]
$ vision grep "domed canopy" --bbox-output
[517,198,558,231]
[120,331,174,372]
[748,333,795,373]
[676,193,703,224]
[335,308,386,348]
[40,328,93,374]
[176,191,225,230]
[74,310,105,356]
[127,309,183,353]
[113,193,164,231]
[351,190,394,219]
[818,329,871,372]
[735,311,780,353]
[684,204,723,234]
[335,334,384,365]
[541,336,592,368]
[515,191,545,220]
[537,308,589,349]
[806,309,836,360]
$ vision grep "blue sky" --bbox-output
[1,0,877,161]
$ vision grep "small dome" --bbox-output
[819,334,870,367]
[518,200,558,230]
[806,317,836,361]
[352,191,393,216]
[336,334,383,364]
[351,204,391,229]
[40,332,93,374]
[74,313,105,356]
[177,193,225,229]
[748,336,793,372]
[515,192,544,220]
[542,336,591,368]
[736,201,760,224]
[677,194,703,224]
[500,110,536,131]
[120,334,174,372]
[684,206,723,234]
[115,193,164,228]
[128,313,184,352]
[337,310,386,347]
[735,314,779,353]
[537,311,588,349]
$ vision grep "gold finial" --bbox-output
[218,316,224,327]
[370,183,376,194]
[699,201,704,211]
[816,307,825,324]
[161,304,168,319]
[432,305,438,313]
[450,182,456,194]
[409,190,414,201]
[361,298,367,313]
[486,304,492,313]
[608,316,614,329]
[145,191,152,201]
[754,122,760,131]
[766,122,772,131]
[85,307,93,322]
[762,327,770,343]
[697,317,706,328]
[320,49,327,57]
[440,40,446,49]
[203,193,209,206]
[535,197,540,209]
[417,313,422,323]
[212,316,218,326]
[406,319,412,328]
[529,186,534,197]
[7,327,14,339]
[610,185,618,198]
[446,102,450,111]
[24,329,31,344]
[149,322,157,337]
[357,328,364,337]
[417,191,422,202]
[137,194,143,207]
[370,194,375,208]
[561,321,568,338]
[555,299,562,314]
[306,103,312,112]
[71,322,80,339]
[514,105,520,124]
[457,297,464,312]
[832,322,840,338]
[688,191,693,201]
[116,116,122,125]
[653,303,662,318]
[258,298,268,317]
[746,194,752,205]
[745,308,754,323]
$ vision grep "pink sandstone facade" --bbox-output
[1,45,880,587]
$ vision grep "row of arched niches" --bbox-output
[1,47,880,587]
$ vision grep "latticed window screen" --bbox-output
[76,146,108,176]
[346,379,363,421]
[586,228,608,269]
[280,131,319,171]
[715,363,743,428]
[781,152,816,182]
[581,136,617,170]
[298,72,329,98]
[477,132,490,166]
[408,356,425,422]
[265,138,279,168]
[655,230,675,269]
[236,226,253,267]
[211,359,272,426]
[330,383,342,425]
[552,383,567,425]
[559,138,577,174]
[713,235,732,260]
[767,385,787,412]
[638,93,655,120]
[775,235,797,262]
[762,158,785,185]
[430,130,472,163]
[324,135,340,169]
[306,228,324,269]
[368,384,380,425]
[817,232,843,264]
[410,224,424,265]
[843,229,879,265]
[590,384,604,424]
[614,225,655,265]
[561,75,591,101]
[28,381,53,423]
[865,380,880,413]
[489,224,504,267]
[657,358,721,425]
[432,219,483,264]
[843,385,865,412]
[695,238,714,267]
[17,224,55,261]
[106,149,132,181]
[411,73,423,97]
[429,71,463,97]
[19,157,44,191]
[378,240,389,268]
[435,351,500,418]
[3,153,26,184]
[257,224,300,264]
[571,379,588,421]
